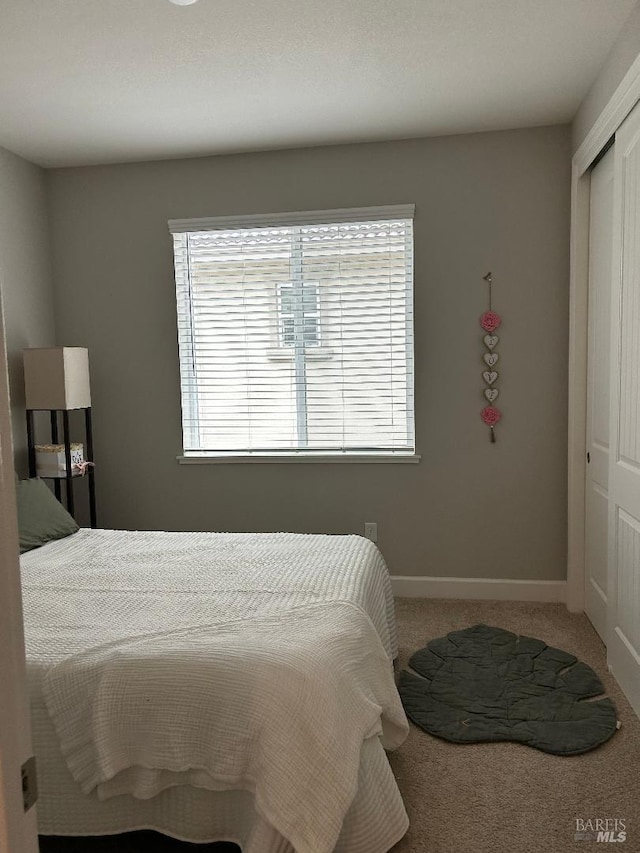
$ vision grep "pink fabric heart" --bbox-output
[481,406,502,427]
[480,311,502,333]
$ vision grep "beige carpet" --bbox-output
[388,598,640,853]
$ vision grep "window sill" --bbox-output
[177,452,421,465]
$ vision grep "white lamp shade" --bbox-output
[23,347,91,410]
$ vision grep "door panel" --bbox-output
[0,293,39,852]
[608,102,640,717]
[585,146,614,641]
[587,483,609,595]
[616,509,640,654]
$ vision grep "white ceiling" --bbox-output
[0,0,636,168]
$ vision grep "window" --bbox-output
[170,205,415,459]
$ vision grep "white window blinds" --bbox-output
[170,205,415,456]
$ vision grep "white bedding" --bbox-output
[21,528,409,852]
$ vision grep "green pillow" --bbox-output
[16,478,79,554]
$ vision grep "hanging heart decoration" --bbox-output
[479,273,502,442]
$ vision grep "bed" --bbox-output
[20,527,410,853]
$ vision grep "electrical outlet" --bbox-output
[364,522,377,542]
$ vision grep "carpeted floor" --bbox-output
[388,598,640,853]
[40,598,640,853]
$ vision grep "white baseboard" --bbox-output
[391,575,567,603]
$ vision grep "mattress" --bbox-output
[20,528,408,853]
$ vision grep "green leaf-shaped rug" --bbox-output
[398,624,618,755]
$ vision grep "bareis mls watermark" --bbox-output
[574,818,627,843]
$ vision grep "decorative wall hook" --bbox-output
[479,272,502,443]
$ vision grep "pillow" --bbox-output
[16,478,79,554]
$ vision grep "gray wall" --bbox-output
[573,1,640,152]
[47,125,571,580]
[0,146,56,472]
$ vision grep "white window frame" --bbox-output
[169,205,420,464]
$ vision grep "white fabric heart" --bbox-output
[484,388,499,402]
[483,352,499,367]
[483,334,499,350]
[483,370,498,386]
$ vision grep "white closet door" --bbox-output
[608,102,640,717]
[585,146,614,642]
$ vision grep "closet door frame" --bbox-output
[568,54,640,614]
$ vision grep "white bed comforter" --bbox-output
[21,528,409,853]
[43,600,407,853]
